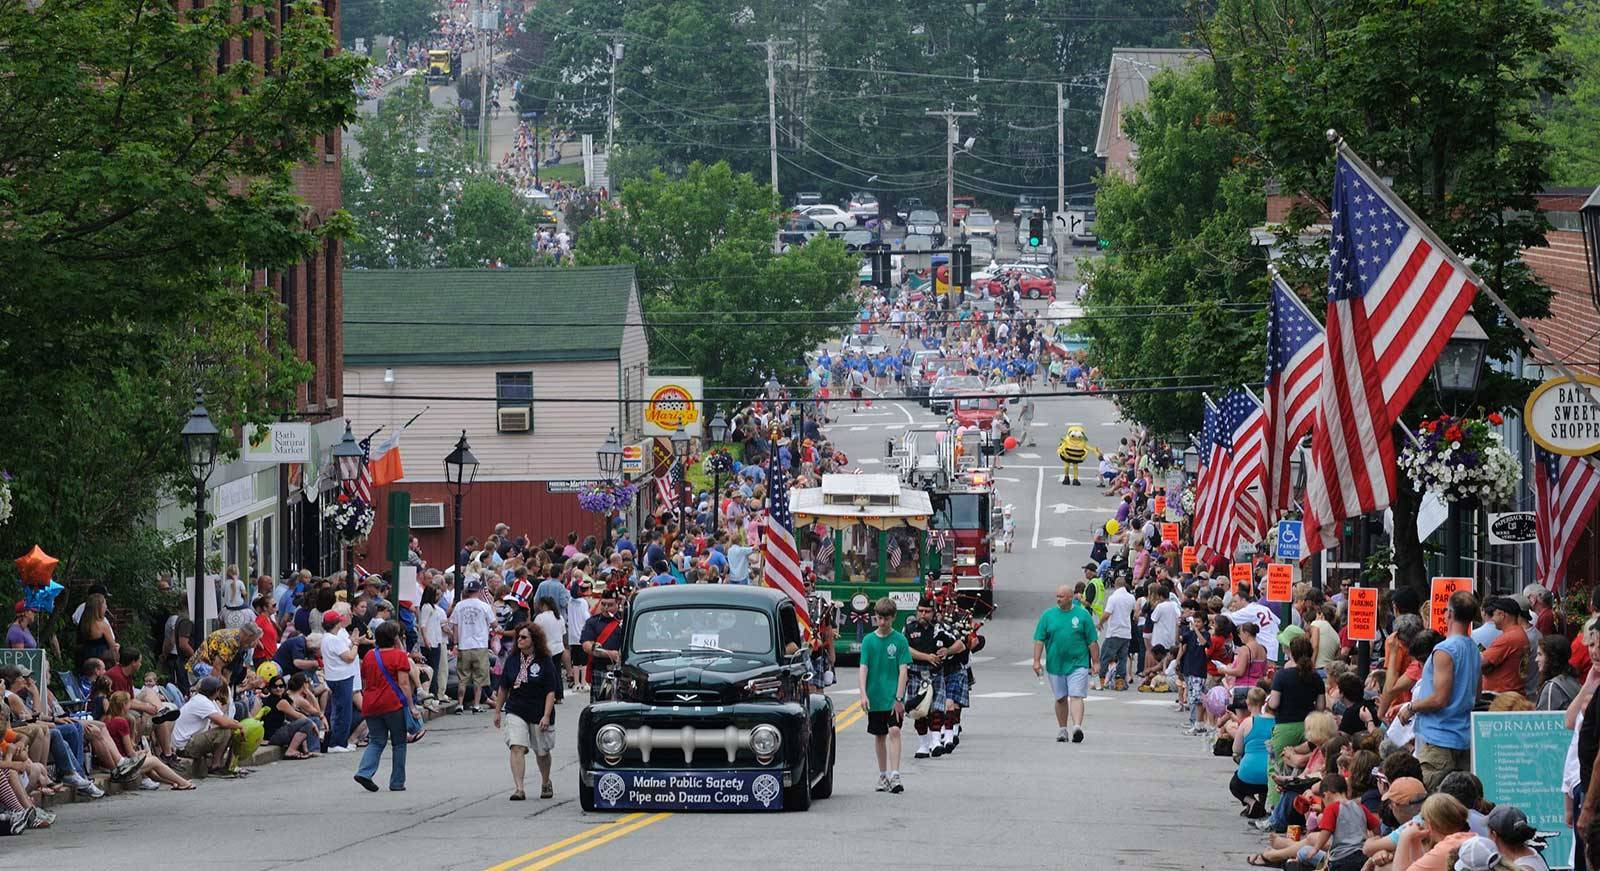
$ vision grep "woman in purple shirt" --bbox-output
[6,603,35,649]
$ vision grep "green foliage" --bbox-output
[575,162,858,388]
[342,0,380,47]
[0,0,361,644]
[447,178,539,267]
[1544,0,1600,186]
[380,0,438,45]
[1082,66,1267,436]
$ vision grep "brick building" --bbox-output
[1093,48,1205,181]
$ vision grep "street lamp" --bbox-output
[1183,447,1200,476]
[1432,314,1490,577]
[706,413,732,534]
[596,428,623,552]
[331,423,366,599]
[1581,186,1600,345]
[180,389,219,650]
[670,425,691,518]
[444,431,479,604]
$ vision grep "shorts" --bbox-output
[1047,668,1090,699]
[568,644,589,669]
[458,647,492,688]
[849,387,864,398]
[866,709,903,736]
[503,712,556,755]
[942,668,970,708]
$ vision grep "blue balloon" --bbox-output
[23,580,64,614]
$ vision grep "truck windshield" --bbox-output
[931,494,982,529]
[628,607,773,656]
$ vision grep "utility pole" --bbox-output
[926,108,977,237]
[606,38,624,157]
[749,38,792,196]
[1056,84,1067,218]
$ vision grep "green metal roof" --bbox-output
[342,266,638,365]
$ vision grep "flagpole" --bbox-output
[1327,130,1600,473]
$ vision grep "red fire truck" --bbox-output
[890,430,1002,611]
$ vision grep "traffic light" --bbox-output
[1027,213,1044,248]
[951,243,972,287]
[870,245,892,287]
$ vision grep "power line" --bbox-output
[345,307,1266,329]
[345,383,1233,404]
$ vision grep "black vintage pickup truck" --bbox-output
[577,585,836,812]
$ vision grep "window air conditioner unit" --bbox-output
[497,406,531,432]
[409,502,446,529]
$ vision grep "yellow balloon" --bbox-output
[256,662,281,683]
[1105,519,1120,536]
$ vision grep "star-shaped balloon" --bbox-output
[23,580,63,614]
[14,545,57,589]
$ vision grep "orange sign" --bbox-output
[1161,523,1179,545]
[1153,495,1167,516]
[1181,545,1196,573]
[1347,587,1379,642]
[1430,577,1474,634]
[1230,563,1253,593]
[1265,563,1293,603]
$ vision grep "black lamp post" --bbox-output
[1432,314,1490,578]
[1580,186,1600,356]
[331,423,366,599]
[596,428,623,552]
[670,424,691,518]
[444,431,480,605]
[707,412,732,534]
[180,389,219,650]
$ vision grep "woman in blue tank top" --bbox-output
[1230,686,1275,818]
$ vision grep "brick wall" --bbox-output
[1523,229,1598,378]
[1265,193,1327,224]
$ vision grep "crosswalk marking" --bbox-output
[1018,452,1041,459]
[857,458,881,464]
[849,426,868,432]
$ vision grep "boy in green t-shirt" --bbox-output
[858,597,911,794]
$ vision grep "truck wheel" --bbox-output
[811,733,836,800]
[579,779,596,812]
[784,757,813,811]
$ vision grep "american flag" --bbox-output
[1534,447,1600,593]
[655,460,682,512]
[1195,391,1267,560]
[813,525,834,566]
[343,435,373,504]
[1302,148,1479,554]
[1191,399,1224,558]
[1264,272,1323,516]
[763,471,812,634]
[887,536,903,569]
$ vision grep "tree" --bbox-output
[380,0,438,46]
[447,178,539,267]
[0,0,361,634]
[341,0,380,47]
[343,77,471,267]
[1198,0,1567,593]
[1544,1,1600,186]
[575,162,858,387]
[1081,66,1268,437]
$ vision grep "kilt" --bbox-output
[942,667,971,708]
[904,666,944,712]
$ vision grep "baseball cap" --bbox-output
[196,675,225,697]
[1451,836,1501,871]
[12,600,26,616]
[1380,776,1426,804]
[10,664,30,678]
[465,578,485,594]
[322,611,347,629]
[1486,596,1519,617]
[1083,562,1099,572]
[1485,804,1538,844]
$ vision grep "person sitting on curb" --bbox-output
[171,676,244,777]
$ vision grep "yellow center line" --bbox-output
[489,697,867,871]
[484,814,647,871]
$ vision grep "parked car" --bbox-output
[1012,195,1048,222]
[963,210,998,243]
[795,191,824,207]
[952,195,976,225]
[906,209,944,244]
[847,193,880,223]
[778,215,826,248]
[894,197,925,225]
[577,585,836,812]
[842,332,889,355]
[929,374,985,415]
[907,355,963,404]
[800,204,853,232]
[994,261,1055,281]
[968,237,995,268]
[840,228,880,250]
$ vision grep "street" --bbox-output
[6,388,1256,871]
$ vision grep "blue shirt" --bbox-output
[726,544,755,582]
[534,578,571,612]
[1414,633,1480,750]
[613,537,634,556]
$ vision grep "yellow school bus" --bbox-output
[425,49,452,83]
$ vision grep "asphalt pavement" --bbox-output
[8,379,1265,871]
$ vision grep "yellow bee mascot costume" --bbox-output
[1057,425,1099,486]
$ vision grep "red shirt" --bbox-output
[1205,634,1229,677]
[104,715,132,754]
[1574,634,1592,675]
[359,648,412,717]
[254,613,280,661]
[106,664,134,695]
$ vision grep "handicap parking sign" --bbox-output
[1276,520,1303,560]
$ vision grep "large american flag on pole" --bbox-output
[1195,391,1267,560]
[1302,147,1479,554]
[763,471,812,634]
[1534,447,1600,593]
[1264,272,1323,516]
[1191,399,1225,559]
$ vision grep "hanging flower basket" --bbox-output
[578,481,638,515]
[323,493,375,544]
[1399,413,1519,506]
[0,471,12,526]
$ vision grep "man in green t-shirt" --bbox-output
[1032,584,1101,744]
[858,597,911,795]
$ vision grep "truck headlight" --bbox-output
[750,724,782,760]
[596,724,627,756]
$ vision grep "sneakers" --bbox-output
[888,772,904,794]
[1090,677,1103,692]
[65,772,104,798]
[874,774,889,792]
[1071,726,1084,744]
[138,777,162,791]
[112,753,146,783]
[4,811,26,836]
[153,704,181,725]
[327,745,355,754]
[27,807,54,829]
[1056,727,1069,743]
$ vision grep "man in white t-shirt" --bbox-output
[1096,577,1136,691]
[1149,585,1181,651]
[1227,597,1282,662]
[450,580,497,713]
[172,675,242,774]
[563,583,592,689]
